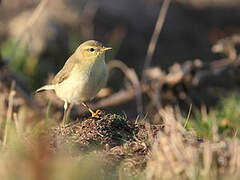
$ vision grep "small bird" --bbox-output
[35,40,112,125]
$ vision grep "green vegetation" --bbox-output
[189,92,240,138]
[1,39,43,89]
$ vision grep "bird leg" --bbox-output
[61,102,72,126]
[81,102,101,118]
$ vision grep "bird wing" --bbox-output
[52,55,77,84]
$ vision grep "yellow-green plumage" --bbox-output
[35,40,111,125]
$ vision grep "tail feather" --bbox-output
[35,85,55,94]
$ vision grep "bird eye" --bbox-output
[89,48,95,52]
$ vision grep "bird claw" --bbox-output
[91,109,103,118]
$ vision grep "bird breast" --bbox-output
[55,58,107,104]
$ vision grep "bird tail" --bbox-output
[35,85,55,94]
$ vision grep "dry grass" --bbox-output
[1,74,240,180]
[147,107,240,180]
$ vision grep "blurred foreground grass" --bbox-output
[0,82,240,179]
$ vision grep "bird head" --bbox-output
[75,40,112,62]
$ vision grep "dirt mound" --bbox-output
[50,112,161,172]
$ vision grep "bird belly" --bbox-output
[55,60,107,104]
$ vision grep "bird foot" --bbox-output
[91,109,103,118]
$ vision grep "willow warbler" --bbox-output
[35,40,112,125]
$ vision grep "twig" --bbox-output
[24,0,49,32]
[96,87,146,109]
[76,86,148,114]
[108,60,143,116]
[80,1,99,38]
[12,0,49,59]
[3,81,16,146]
[142,0,171,82]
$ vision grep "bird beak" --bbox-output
[103,47,112,51]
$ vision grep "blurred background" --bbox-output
[1,1,240,179]
[1,0,240,119]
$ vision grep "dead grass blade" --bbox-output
[3,81,16,146]
[184,103,192,128]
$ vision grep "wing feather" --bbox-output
[52,55,77,84]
